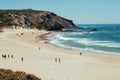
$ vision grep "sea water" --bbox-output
[48,24,120,56]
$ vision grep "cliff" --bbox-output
[0,9,77,31]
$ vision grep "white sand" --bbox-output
[0,29,120,80]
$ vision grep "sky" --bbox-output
[0,0,120,24]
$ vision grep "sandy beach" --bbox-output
[0,28,120,80]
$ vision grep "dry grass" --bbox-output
[0,29,3,32]
[0,69,41,80]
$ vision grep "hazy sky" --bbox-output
[0,0,120,24]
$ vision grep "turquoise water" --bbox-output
[48,24,120,56]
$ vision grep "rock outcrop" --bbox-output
[0,9,77,31]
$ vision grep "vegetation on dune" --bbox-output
[0,69,41,80]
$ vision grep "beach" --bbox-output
[0,28,120,80]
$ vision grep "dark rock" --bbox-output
[23,17,33,26]
[91,28,98,31]
[21,33,24,35]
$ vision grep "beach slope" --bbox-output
[0,29,120,80]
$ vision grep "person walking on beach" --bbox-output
[2,54,6,59]
[21,57,23,62]
[55,58,57,63]
[58,58,61,63]
[8,54,10,58]
[11,55,13,58]
[39,47,40,50]
[80,52,82,56]
[55,58,62,63]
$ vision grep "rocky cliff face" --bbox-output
[0,9,76,30]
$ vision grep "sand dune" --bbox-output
[0,29,120,80]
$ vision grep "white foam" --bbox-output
[48,32,120,56]
[51,33,120,48]
[65,46,120,56]
[49,38,120,56]
[76,38,120,48]
[53,33,71,40]
[93,42,120,48]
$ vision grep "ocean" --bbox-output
[48,24,120,56]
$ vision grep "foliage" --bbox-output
[0,69,41,80]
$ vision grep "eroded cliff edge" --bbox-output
[0,9,77,31]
